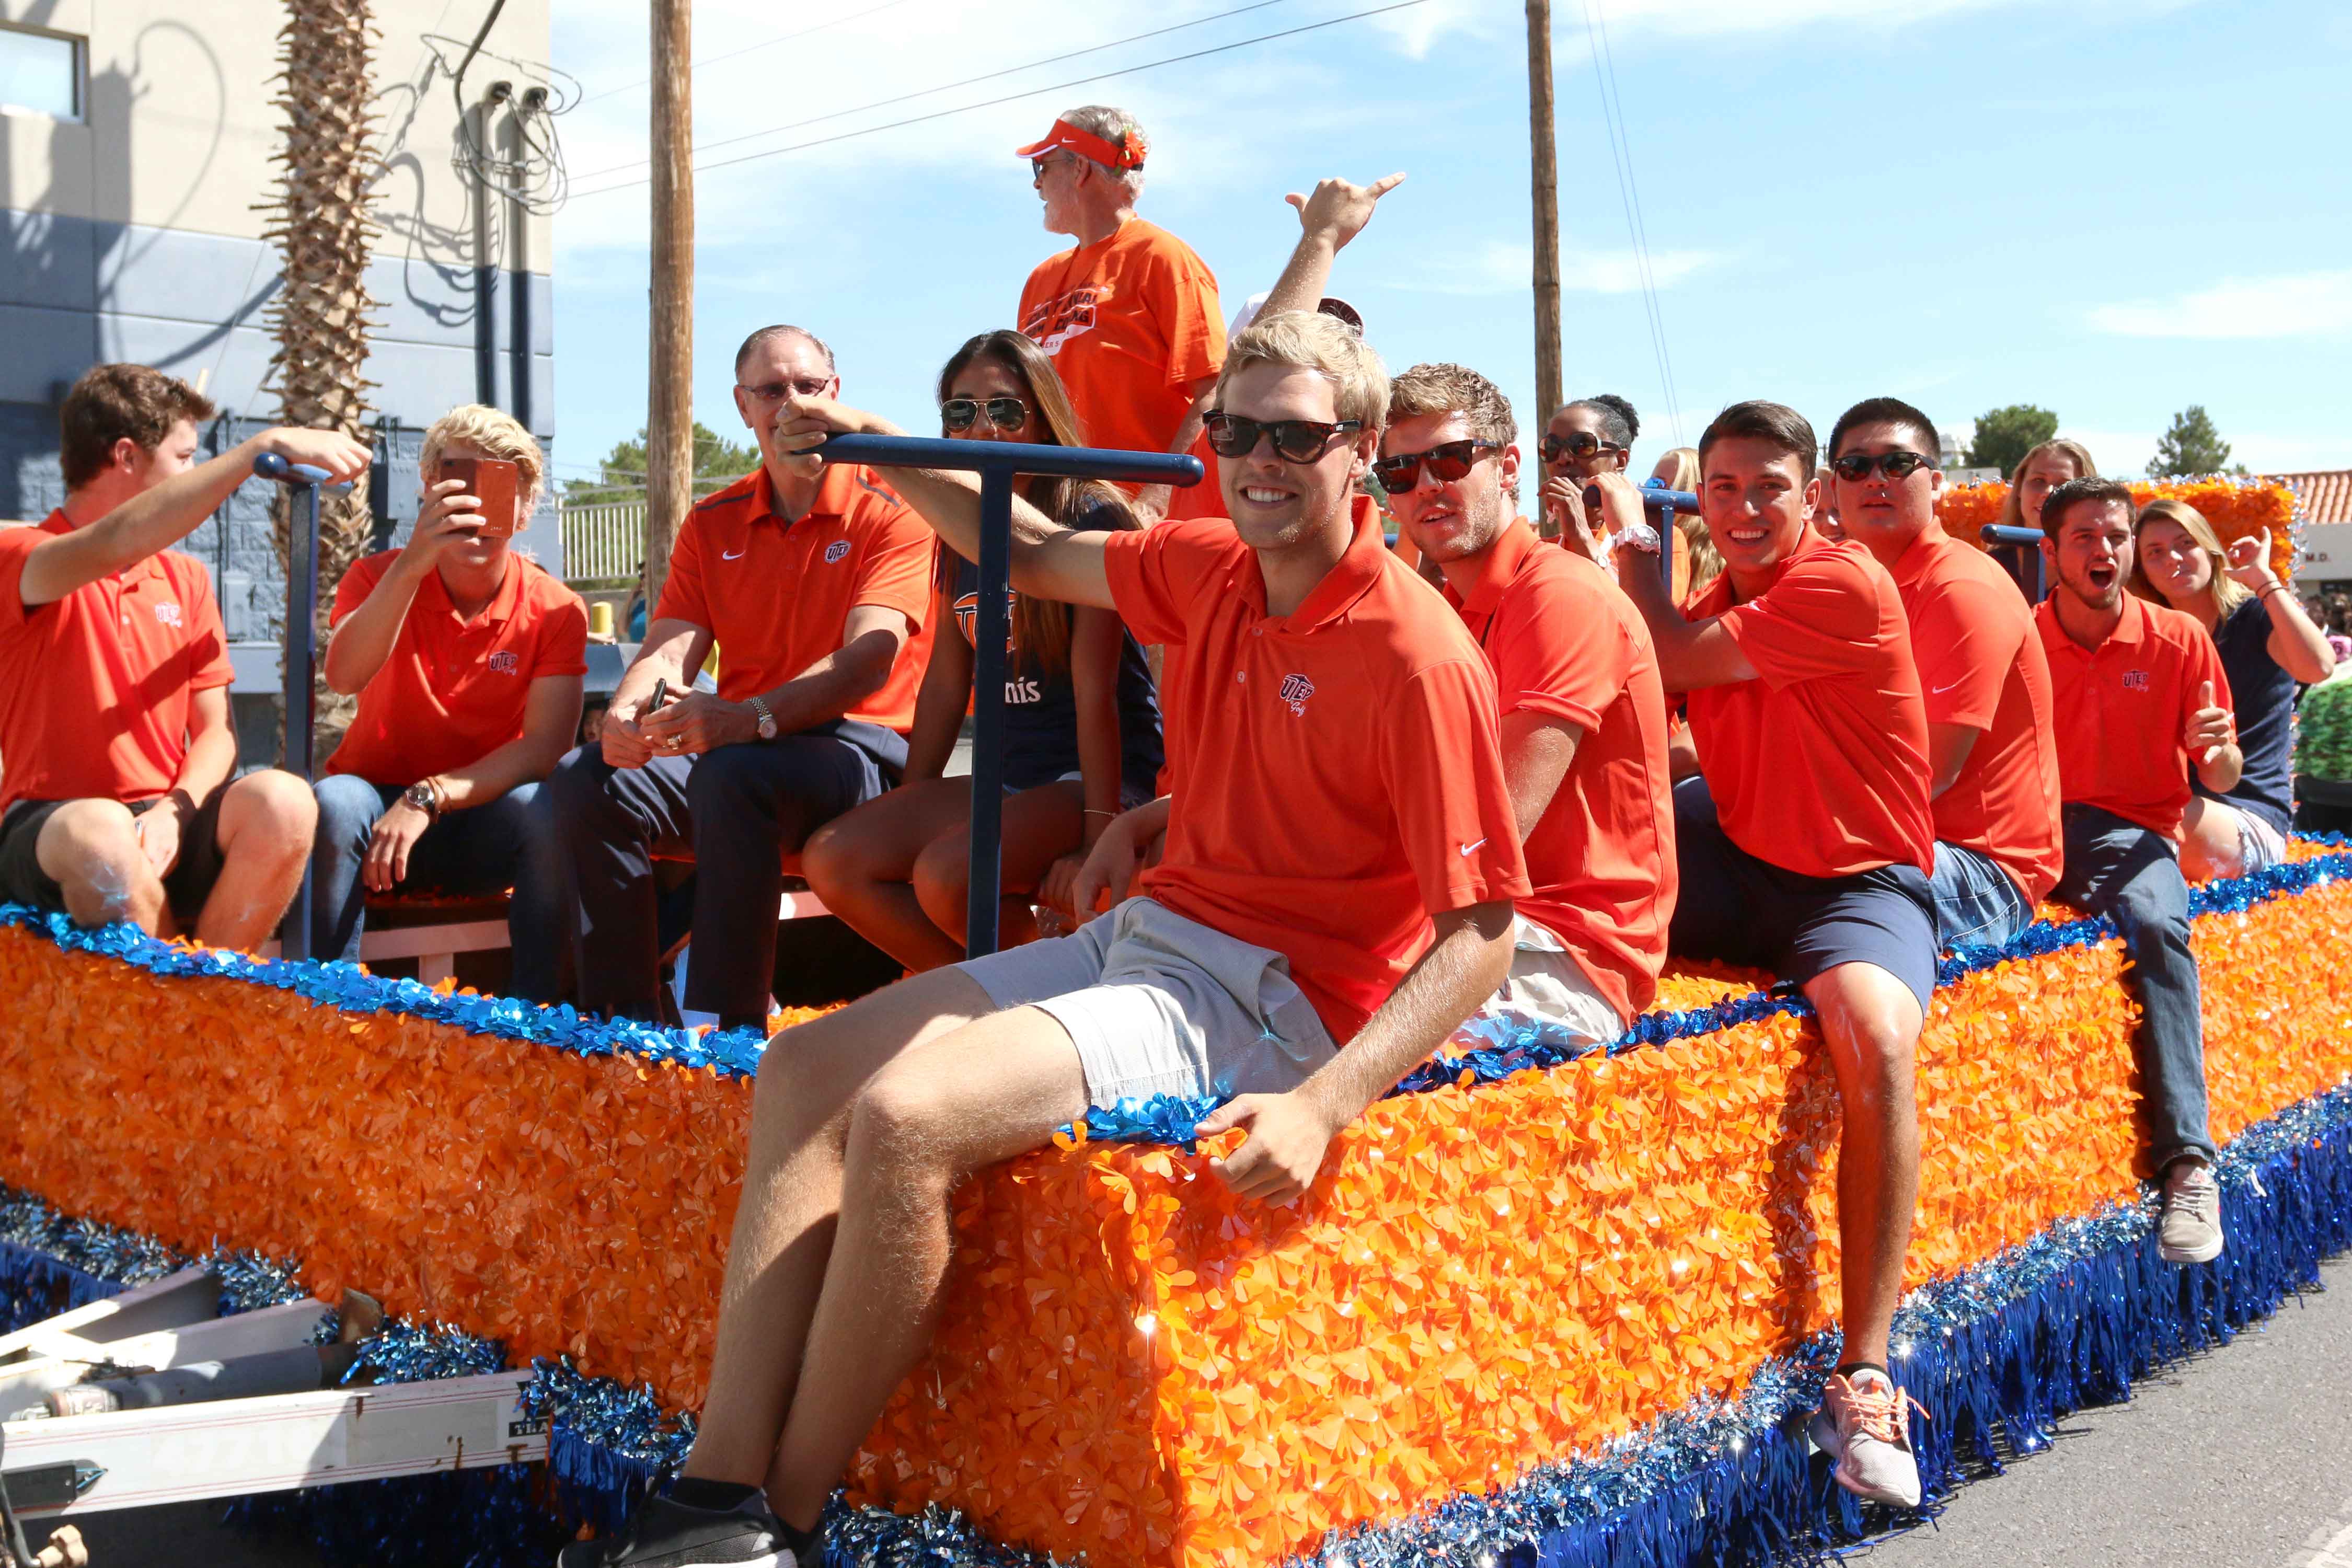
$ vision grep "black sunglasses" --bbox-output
[1371,439,1501,492]
[1203,411,1361,463]
[1831,449,1938,481]
[738,376,835,403]
[1540,431,1625,464]
[942,397,1029,434]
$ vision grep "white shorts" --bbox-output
[1466,915,1625,1049]
[954,896,1336,1109]
[2232,804,2288,873]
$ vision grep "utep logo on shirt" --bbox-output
[153,601,183,629]
[1021,285,1103,355]
[2123,668,2153,693]
[824,540,851,564]
[1279,673,1315,717]
[488,651,521,675]
[952,589,1018,653]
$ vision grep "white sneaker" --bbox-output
[1808,1368,1924,1508]
[2159,1159,2224,1264]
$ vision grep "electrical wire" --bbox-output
[1579,0,1682,446]
[567,0,1428,202]
[427,1,583,215]
[581,0,928,105]
[569,0,1299,186]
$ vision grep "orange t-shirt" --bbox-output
[1103,511,1529,1043]
[655,464,936,732]
[1444,521,1675,1021]
[1685,532,1934,879]
[0,513,234,812]
[1019,217,1225,520]
[1887,525,2062,902]
[324,551,589,788]
[2036,594,2232,844]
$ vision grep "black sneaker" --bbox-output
[555,1493,798,1567]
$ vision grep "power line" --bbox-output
[571,0,1296,185]
[581,0,926,105]
[1579,0,1683,447]
[568,0,1429,202]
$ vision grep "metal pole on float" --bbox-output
[814,434,1203,958]
[255,450,334,960]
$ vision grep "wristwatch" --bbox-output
[747,694,778,741]
[403,780,441,820]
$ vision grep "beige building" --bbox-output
[1,0,562,639]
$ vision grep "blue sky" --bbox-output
[548,0,2352,492]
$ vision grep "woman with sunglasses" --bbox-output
[2131,498,2332,879]
[801,330,1162,971]
[1541,394,1690,596]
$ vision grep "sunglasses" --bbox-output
[1370,439,1501,492]
[1540,431,1625,464]
[738,377,835,403]
[1830,449,1938,481]
[942,397,1029,434]
[1203,412,1361,463]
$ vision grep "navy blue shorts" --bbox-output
[1666,777,1938,1011]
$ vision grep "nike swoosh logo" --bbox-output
[1459,838,1486,857]
[722,548,745,561]
[1929,676,1963,696]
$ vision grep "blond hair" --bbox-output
[1217,310,1389,432]
[2132,495,2252,620]
[1996,437,2099,534]
[422,404,546,512]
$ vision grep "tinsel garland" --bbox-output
[1077,839,2352,1147]
[0,1182,309,1333]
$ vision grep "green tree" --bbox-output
[2148,405,2233,478]
[563,422,759,505]
[1964,404,2060,477]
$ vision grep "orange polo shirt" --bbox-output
[1019,217,1224,521]
[1686,531,1934,880]
[655,464,935,732]
[1444,520,1675,1021]
[2035,593,2232,844]
[0,513,234,812]
[324,551,588,788]
[1103,511,1529,1043]
[1887,525,2062,903]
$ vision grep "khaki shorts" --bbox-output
[1468,914,1626,1048]
[954,896,1336,1109]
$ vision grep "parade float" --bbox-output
[0,476,2345,1568]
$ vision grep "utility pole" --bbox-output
[1525,0,1563,426]
[645,0,693,610]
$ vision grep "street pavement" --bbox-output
[46,1253,2352,1567]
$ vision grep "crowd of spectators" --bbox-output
[0,110,2330,1568]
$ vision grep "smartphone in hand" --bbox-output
[437,457,522,539]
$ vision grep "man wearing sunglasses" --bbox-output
[1014,105,1225,522]
[1375,363,1676,1045]
[1826,397,2060,954]
[1606,400,1936,1511]
[529,323,937,1029]
[560,312,1529,1568]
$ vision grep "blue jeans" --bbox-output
[309,774,567,1001]
[2053,803,2213,1168]
[1927,841,2032,951]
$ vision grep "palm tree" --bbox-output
[262,0,379,757]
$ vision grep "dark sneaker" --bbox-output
[555,1493,797,1568]
[2159,1159,2223,1264]
[1807,1369,1925,1508]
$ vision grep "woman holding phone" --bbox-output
[801,331,1162,970]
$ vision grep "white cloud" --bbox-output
[1405,239,1721,297]
[1566,0,2185,40]
[2089,270,2352,340]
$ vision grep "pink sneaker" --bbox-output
[1807,1369,1925,1507]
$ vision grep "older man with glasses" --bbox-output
[525,324,936,1028]
[1015,104,1225,522]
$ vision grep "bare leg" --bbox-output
[800,779,975,974]
[1802,961,1923,1369]
[912,780,1086,950]
[763,1004,1090,1528]
[685,966,996,1485]
[196,770,317,950]
[35,799,165,930]
[2177,797,2249,884]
